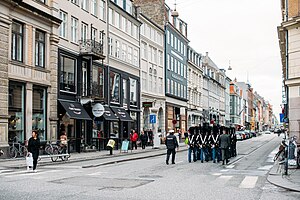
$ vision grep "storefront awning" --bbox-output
[102,105,119,121]
[110,107,133,122]
[59,100,92,120]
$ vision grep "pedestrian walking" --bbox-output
[27,130,40,172]
[165,130,179,165]
[230,128,237,157]
[140,131,148,149]
[130,130,138,150]
[219,127,230,165]
[60,130,68,154]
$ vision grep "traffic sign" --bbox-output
[150,114,156,124]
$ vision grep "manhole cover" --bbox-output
[52,176,153,189]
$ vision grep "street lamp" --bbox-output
[228,60,232,71]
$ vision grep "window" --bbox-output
[175,82,177,96]
[108,37,113,56]
[123,79,127,105]
[174,59,177,73]
[158,78,163,93]
[92,65,104,98]
[171,80,174,94]
[167,79,170,93]
[141,24,145,36]
[142,71,147,91]
[71,17,78,43]
[127,21,132,35]
[158,50,162,65]
[121,16,126,32]
[81,22,88,41]
[183,65,186,78]
[152,47,157,63]
[122,43,126,61]
[141,42,147,59]
[8,82,25,142]
[35,30,45,67]
[133,49,138,66]
[130,78,137,106]
[59,11,67,38]
[99,0,105,20]
[11,21,23,62]
[110,71,120,103]
[133,25,138,38]
[167,54,170,70]
[60,55,76,93]
[91,0,97,16]
[149,74,152,92]
[91,27,97,41]
[81,0,89,11]
[115,40,120,58]
[109,8,113,24]
[82,61,88,96]
[32,86,46,140]
[171,56,174,71]
[171,33,173,47]
[128,46,132,63]
[167,30,170,44]
[115,12,120,28]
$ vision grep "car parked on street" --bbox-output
[235,131,244,140]
[264,130,271,134]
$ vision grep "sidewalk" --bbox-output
[267,160,300,192]
[0,143,188,169]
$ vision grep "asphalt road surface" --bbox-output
[0,134,299,200]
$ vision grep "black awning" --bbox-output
[110,107,133,122]
[59,100,92,120]
[102,105,119,121]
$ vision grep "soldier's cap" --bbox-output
[169,130,175,133]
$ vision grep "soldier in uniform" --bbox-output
[199,126,208,163]
[165,130,179,165]
[187,127,197,162]
[211,124,220,163]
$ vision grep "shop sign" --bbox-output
[92,103,105,117]
[69,103,82,115]
[142,102,153,107]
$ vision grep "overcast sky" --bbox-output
[165,0,283,118]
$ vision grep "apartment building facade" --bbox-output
[187,47,203,128]
[278,0,300,142]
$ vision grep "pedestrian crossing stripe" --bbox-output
[239,176,258,189]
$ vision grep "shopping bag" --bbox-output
[26,153,33,170]
[184,138,188,145]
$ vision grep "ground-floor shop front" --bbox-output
[165,102,187,135]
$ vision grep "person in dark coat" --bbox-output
[219,128,230,165]
[140,131,148,149]
[28,130,40,172]
[165,130,179,165]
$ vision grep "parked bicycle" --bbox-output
[8,136,28,158]
[44,141,60,162]
[51,142,69,162]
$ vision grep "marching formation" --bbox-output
[186,124,237,165]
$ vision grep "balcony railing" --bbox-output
[79,39,105,60]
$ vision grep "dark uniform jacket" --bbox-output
[165,134,179,149]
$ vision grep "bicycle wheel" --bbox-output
[60,148,68,161]
[9,146,17,158]
[45,145,52,155]
[51,148,59,162]
[21,146,28,157]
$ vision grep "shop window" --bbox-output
[92,65,104,98]
[60,55,76,93]
[8,82,25,142]
[11,21,23,62]
[123,79,128,106]
[110,71,120,103]
[32,86,46,140]
[130,78,137,106]
[35,30,45,67]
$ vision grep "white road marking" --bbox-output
[220,169,229,172]
[239,176,258,189]
[225,164,235,169]
[87,171,108,176]
[211,173,222,176]
[0,169,13,173]
[258,165,273,170]
[217,175,233,184]
[4,170,62,178]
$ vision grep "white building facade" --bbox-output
[187,47,203,128]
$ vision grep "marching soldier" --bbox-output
[199,128,208,163]
[211,124,220,163]
[187,127,197,162]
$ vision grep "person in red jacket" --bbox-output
[130,130,139,150]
